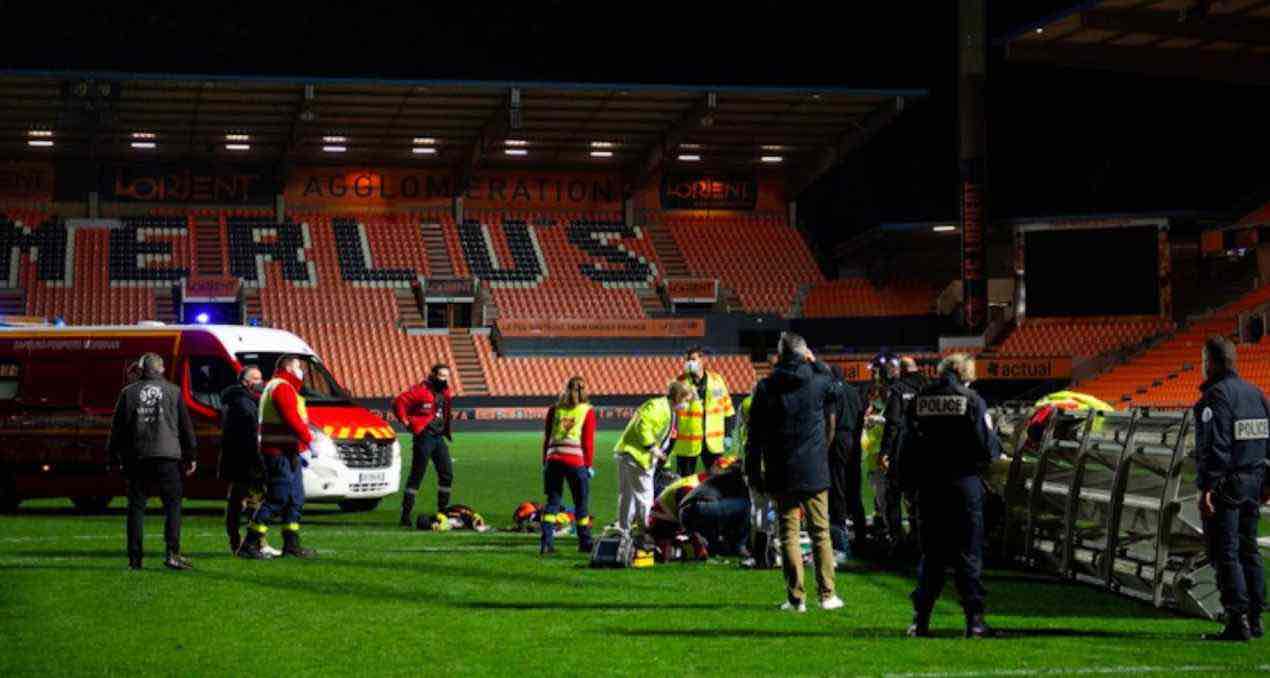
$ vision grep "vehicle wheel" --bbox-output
[0,471,18,513]
[338,498,381,513]
[70,496,114,514]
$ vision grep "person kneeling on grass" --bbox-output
[679,457,752,558]
[540,376,597,555]
[614,381,694,543]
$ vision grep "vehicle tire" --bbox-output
[71,495,114,514]
[0,470,18,513]
[338,498,381,513]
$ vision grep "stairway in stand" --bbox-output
[154,287,179,323]
[644,221,690,278]
[421,223,456,278]
[396,287,426,331]
[635,286,667,317]
[242,287,263,326]
[449,328,489,396]
[193,215,226,276]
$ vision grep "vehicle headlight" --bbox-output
[391,439,401,463]
[308,427,338,460]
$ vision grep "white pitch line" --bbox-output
[878,665,1270,678]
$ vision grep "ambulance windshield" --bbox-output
[236,353,351,403]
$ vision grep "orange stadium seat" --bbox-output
[993,317,1174,362]
[803,278,940,318]
[665,212,823,315]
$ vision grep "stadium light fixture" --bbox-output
[412,147,438,155]
[323,136,347,143]
[130,142,157,149]
[504,139,528,147]
[225,133,250,142]
[225,143,251,151]
[413,137,437,145]
[504,148,528,156]
[322,145,347,153]
[590,150,613,158]
[1035,27,1044,34]
[27,140,54,147]
[677,154,701,162]
[932,225,958,233]
[760,144,785,151]
[27,130,54,138]
[760,155,783,163]
[590,141,615,148]
[680,143,702,150]
[131,132,156,139]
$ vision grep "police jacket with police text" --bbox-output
[900,373,1000,488]
[745,358,837,495]
[1192,370,1269,493]
[107,376,197,467]
[881,372,929,466]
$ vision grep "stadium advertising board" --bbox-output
[977,356,1072,380]
[497,318,705,338]
[287,168,621,208]
[663,278,718,303]
[660,173,758,210]
[97,163,276,203]
[0,162,53,199]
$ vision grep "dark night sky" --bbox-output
[4,1,1266,241]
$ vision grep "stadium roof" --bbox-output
[0,69,926,197]
[1002,0,1270,85]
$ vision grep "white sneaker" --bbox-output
[779,600,807,613]
[260,542,282,558]
[820,595,845,611]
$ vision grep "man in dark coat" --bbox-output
[745,332,841,612]
[826,365,866,557]
[107,353,197,571]
[219,365,265,554]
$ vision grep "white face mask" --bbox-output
[288,364,306,382]
[685,360,702,376]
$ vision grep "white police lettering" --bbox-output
[1234,418,1269,441]
[915,395,968,416]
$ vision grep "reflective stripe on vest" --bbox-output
[547,403,592,458]
[259,378,308,448]
[672,372,731,457]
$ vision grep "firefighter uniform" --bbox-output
[242,370,316,559]
[672,371,734,476]
[901,371,1002,637]
[1194,369,1268,641]
[540,402,596,554]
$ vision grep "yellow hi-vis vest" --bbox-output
[614,397,674,471]
[672,371,734,458]
[651,473,702,524]
[734,394,753,454]
[546,403,592,461]
[259,378,309,453]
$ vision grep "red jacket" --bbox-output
[393,381,454,439]
[259,371,314,457]
[541,405,597,469]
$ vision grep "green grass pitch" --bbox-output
[1,431,1265,677]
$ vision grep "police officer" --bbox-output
[826,365,866,559]
[1193,336,1267,642]
[900,353,1001,638]
[880,357,930,557]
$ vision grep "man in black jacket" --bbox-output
[826,365,866,558]
[219,365,264,554]
[746,332,841,612]
[879,357,929,557]
[107,353,198,571]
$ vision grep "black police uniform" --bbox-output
[880,371,929,551]
[1193,369,1268,640]
[826,375,866,552]
[901,371,1002,636]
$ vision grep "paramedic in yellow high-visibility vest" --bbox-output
[613,381,695,538]
[672,346,735,476]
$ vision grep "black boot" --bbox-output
[1203,613,1252,642]
[906,609,934,638]
[164,551,193,571]
[577,524,594,553]
[282,529,316,558]
[400,492,416,528]
[540,521,557,555]
[1250,616,1264,639]
[237,529,272,559]
[965,612,999,639]
[128,557,142,571]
